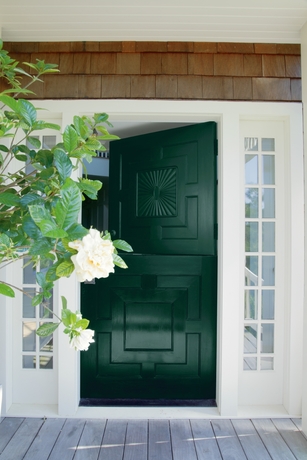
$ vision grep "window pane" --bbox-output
[262,189,275,218]
[40,334,53,353]
[23,289,36,318]
[244,357,257,370]
[245,188,259,218]
[23,258,36,284]
[40,293,53,318]
[245,256,258,286]
[262,222,275,252]
[245,154,258,184]
[262,256,275,286]
[244,137,258,152]
[260,357,274,370]
[39,356,53,369]
[262,156,275,185]
[23,355,36,369]
[23,322,36,351]
[261,138,275,152]
[244,325,258,353]
[261,324,274,353]
[42,135,57,149]
[262,290,275,320]
[244,290,258,320]
[245,222,258,252]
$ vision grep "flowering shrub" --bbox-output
[0,40,132,351]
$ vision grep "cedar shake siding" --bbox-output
[0,42,301,102]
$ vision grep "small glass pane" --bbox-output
[245,222,258,252]
[262,189,275,218]
[23,355,36,369]
[261,138,275,152]
[244,325,258,353]
[23,289,36,318]
[39,356,53,369]
[42,135,57,149]
[23,258,36,284]
[244,137,258,152]
[261,324,274,353]
[244,290,258,320]
[245,154,258,184]
[262,156,275,185]
[260,357,274,370]
[262,290,275,320]
[262,256,275,286]
[262,222,275,252]
[245,188,259,218]
[40,334,53,353]
[40,293,53,318]
[22,322,36,351]
[244,357,257,371]
[245,256,259,286]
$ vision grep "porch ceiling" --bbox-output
[1,0,307,44]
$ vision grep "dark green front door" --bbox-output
[81,122,217,401]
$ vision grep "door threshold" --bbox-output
[79,398,217,407]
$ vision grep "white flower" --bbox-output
[69,228,115,282]
[69,328,95,351]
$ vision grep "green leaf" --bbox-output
[56,260,74,278]
[113,253,128,269]
[32,293,44,307]
[75,319,89,330]
[54,178,81,230]
[18,99,37,127]
[29,238,53,256]
[53,148,73,181]
[61,295,67,310]
[39,167,55,180]
[36,322,59,337]
[65,223,88,241]
[32,121,60,131]
[0,94,19,112]
[0,283,15,297]
[22,215,43,238]
[0,144,9,152]
[0,192,20,206]
[63,125,78,153]
[112,239,133,253]
[28,204,50,225]
[27,136,41,149]
[39,219,68,238]
[62,308,76,327]
[73,116,88,139]
[0,233,11,247]
[15,153,28,162]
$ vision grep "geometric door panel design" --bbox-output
[109,122,217,256]
[81,255,217,400]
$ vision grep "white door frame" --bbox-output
[1,99,304,418]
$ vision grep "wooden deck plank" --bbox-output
[190,419,222,460]
[0,417,24,454]
[0,418,44,460]
[272,418,307,460]
[232,419,271,460]
[23,418,66,460]
[211,419,247,460]
[170,419,198,460]
[252,419,297,460]
[123,420,148,460]
[48,418,85,460]
[72,419,106,460]
[148,419,172,460]
[98,419,127,460]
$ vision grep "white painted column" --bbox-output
[216,111,241,416]
[300,22,307,436]
[57,110,81,416]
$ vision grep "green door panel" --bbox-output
[81,122,218,401]
[109,122,217,256]
[81,255,217,400]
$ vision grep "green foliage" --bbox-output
[0,42,132,350]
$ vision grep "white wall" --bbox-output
[300,22,307,436]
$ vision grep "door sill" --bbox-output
[79,398,217,407]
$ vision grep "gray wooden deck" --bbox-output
[0,417,306,459]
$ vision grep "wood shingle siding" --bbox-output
[1,41,301,102]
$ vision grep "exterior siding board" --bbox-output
[3,41,301,102]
